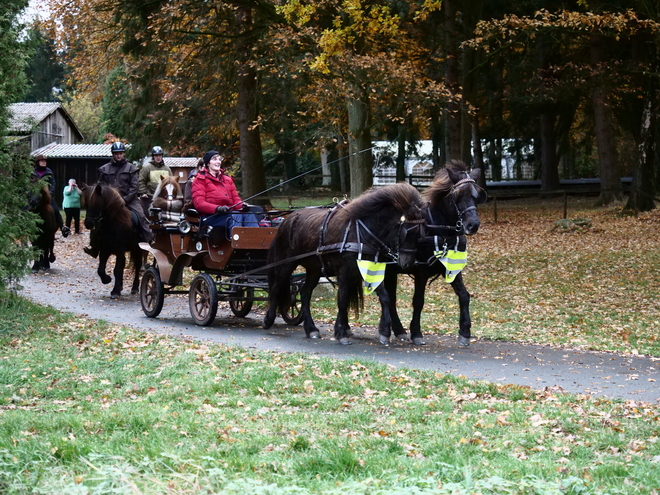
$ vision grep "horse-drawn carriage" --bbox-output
[138,204,305,327]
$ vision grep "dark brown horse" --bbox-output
[29,185,57,272]
[81,183,142,298]
[383,160,487,346]
[263,182,425,345]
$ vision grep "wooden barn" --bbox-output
[9,102,84,150]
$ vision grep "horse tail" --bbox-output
[347,278,365,317]
[267,234,294,315]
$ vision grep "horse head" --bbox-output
[345,182,424,270]
[154,176,182,201]
[424,161,487,236]
[82,183,130,231]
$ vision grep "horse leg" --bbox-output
[375,284,394,346]
[263,261,295,329]
[111,252,126,298]
[130,246,142,294]
[409,274,428,346]
[384,269,409,342]
[300,268,322,339]
[98,252,112,285]
[333,274,352,345]
[451,273,471,346]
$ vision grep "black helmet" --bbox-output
[151,146,164,156]
[111,142,126,153]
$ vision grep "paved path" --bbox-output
[17,232,660,403]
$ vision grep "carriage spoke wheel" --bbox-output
[140,267,164,318]
[189,273,218,326]
[229,287,254,318]
[282,274,304,325]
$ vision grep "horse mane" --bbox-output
[37,186,53,213]
[344,182,422,220]
[153,175,182,199]
[82,183,132,227]
[423,160,469,206]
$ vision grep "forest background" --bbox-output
[16,0,660,210]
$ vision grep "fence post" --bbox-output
[493,196,498,223]
[563,190,567,219]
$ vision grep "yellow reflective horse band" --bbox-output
[356,260,387,295]
[433,236,467,283]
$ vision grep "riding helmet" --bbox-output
[111,142,126,153]
[151,146,164,156]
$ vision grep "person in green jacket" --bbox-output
[62,178,82,234]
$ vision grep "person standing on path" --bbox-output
[62,178,82,234]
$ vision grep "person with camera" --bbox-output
[191,149,259,231]
[62,178,82,234]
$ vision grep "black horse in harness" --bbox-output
[263,182,425,345]
[382,161,487,346]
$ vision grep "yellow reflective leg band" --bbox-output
[356,260,386,295]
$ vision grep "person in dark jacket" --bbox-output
[183,158,204,211]
[31,154,70,237]
[84,142,153,258]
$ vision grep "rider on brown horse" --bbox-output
[84,142,154,258]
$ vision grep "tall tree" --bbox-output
[0,0,40,289]
[24,24,65,102]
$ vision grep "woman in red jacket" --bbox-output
[191,150,258,230]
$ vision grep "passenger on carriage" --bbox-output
[191,149,261,233]
[31,154,69,237]
[139,145,172,214]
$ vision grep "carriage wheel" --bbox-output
[229,288,254,318]
[140,267,164,318]
[281,274,304,325]
[189,273,218,326]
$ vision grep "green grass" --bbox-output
[1,292,660,494]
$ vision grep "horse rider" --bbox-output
[84,142,154,258]
[138,145,173,215]
[31,154,70,237]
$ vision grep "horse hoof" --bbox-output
[262,317,273,329]
[110,293,121,300]
[396,334,410,342]
[379,335,390,346]
[49,254,56,263]
[338,338,352,345]
[412,338,427,346]
[101,275,112,285]
[458,335,471,347]
[308,331,321,339]
[131,289,139,295]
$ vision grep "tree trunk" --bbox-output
[321,147,330,187]
[346,87,373,197]
[280,137,297,194]
[236,7,267,204]
[337,134,350,194]
[396,124,406,182]
[539,111,560,192]
[431,109,444,170]
[472,117,486,188]
[443,0,461,161]
[626,89,657,212]
[591,34,622,205]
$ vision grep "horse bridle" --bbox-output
[426,177,486,235]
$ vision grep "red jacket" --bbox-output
[191,171,243,215]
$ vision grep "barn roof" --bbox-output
[163,157,199,168]
[8,103,83,140]
[31,143,122,158]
